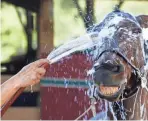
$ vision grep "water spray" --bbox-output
[47,32,99,64]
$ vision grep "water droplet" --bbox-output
[74,96,78,103]
[48,87,50,92]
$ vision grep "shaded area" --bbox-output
[1,0,40,12]
[11,92,39,107]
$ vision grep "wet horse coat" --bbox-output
[88,10,148,120]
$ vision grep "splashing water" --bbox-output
[109,102,117,120]
[83,114,88,120]
[74,96,78,103]
[90,100,109,120]
[141,64,148,92]
[115,101,126,120]
[141,77,148,92]
[47,32,100,64]
[64,78,68,88]
[140,104,145,118]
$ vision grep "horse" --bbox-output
[87,9,148,120]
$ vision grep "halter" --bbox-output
[88,48,147,101]
[96,48,139,71]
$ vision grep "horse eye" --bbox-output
[132,28,142,34]
[111,66,119,72]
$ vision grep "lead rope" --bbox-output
[91,99,97,117]
[74,100,97,121]
[74,105,92,121]
[75,85,98,121]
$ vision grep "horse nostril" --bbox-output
[93,60,124,73]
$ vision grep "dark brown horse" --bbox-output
[87,10,148,120]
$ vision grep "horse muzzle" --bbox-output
[93,63,126,102]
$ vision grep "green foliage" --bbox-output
[60,0,86,12]
[1,0,148,63]
[1,2,27,63]
[60,0,76,10]
[54,0,85,46]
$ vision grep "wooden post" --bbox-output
[38,0,54,58]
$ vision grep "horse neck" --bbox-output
[122,87,148,120]
[105,88,148,120]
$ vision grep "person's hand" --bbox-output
[14,59,49,88]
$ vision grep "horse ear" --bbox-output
[136,15,148,28]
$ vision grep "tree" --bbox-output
[72,0,95,29]
[60,0,95,29]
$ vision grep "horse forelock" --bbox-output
[91,11,145,60]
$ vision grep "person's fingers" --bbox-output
[30,72,42,84]
[31,74,38,81]
[41,62,49,69]
[31,78,40,86]
[29,71,41,85]
[21,59,50,74]
[34,79,40,85]
[21,62,36,73]
[36,68,46,75]
[34,59,49,67]
[36,74,43,82]
[35,72,43,80]
[33,68,46,82]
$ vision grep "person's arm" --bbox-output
[1,59,49,107]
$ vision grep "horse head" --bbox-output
[89,10,148,102]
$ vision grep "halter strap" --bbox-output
[96,48,139,72]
